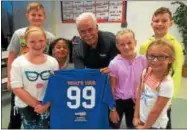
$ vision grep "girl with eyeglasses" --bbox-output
[10,26,59,129]
[133,39,175,129]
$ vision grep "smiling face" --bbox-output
[116,32,136,59]
[146,44,173,73]
[26,9,46,27]
[52,40,69,60]
[151,13,172,38]
[77,16,98,47]
[26,29,47,56]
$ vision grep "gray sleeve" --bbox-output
[72,45,85,69]
[11,58,23,89]
[7,31,20,55]
[46,32,55,44]
[45,32,55,54]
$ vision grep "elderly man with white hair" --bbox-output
[73,12,119,127]
[73,12,118,70]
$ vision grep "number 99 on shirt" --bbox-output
[67,86,96,109]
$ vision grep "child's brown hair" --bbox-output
[152,7,172,20]
[26,2,46,15]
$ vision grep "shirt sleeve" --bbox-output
[103,75,115,110]
[72,44,85,69]
[139,39,152,55]
[10,58,23,89]
[171,40,183,97]
[7,31,20,55]
[52,58,59,71]
[108,60,117,77]
[48,33,55,44]
[43,31,55,54]
[141,55,148,69]
[159,80,174,98]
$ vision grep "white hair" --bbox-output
[76,12,97,27]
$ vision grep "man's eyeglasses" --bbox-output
[146,54,170,61]
[25,70,50,81]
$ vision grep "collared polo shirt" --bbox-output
[73,31,118,69]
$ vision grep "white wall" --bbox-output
[54,1,185,50]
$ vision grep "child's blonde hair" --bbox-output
[152,7,172,20]
[26,2,46,15]
[146,39,176,76]
[116,28,136,44]
[24,26,46,41]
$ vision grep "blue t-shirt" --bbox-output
[43,69,115,129]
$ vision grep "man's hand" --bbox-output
[110,108,119,123]
[100,67,110,74]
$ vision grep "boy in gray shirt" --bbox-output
[7,2,55,129]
